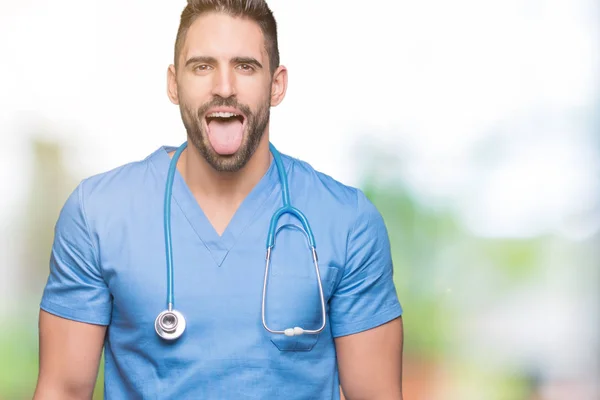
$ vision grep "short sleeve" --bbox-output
[40,181,112,325]
[329,190,402,338]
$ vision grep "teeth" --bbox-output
[207,112,239,118]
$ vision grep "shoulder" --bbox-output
[280,153,380,229]
[80,150,158,198]
[73,147,165,224]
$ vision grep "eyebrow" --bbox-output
[185,56,263,69]
[185,56,217,67]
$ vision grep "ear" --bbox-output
[270,65,288,107]
[167,64,179,105]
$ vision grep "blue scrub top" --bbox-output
[41,145,403,399]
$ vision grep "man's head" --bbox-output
[167,0,287,173]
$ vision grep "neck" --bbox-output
[179,133,272,204]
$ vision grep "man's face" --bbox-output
[169,13,276,172]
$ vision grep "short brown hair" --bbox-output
[174,0,280,74]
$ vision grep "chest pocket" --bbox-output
[265,224,340,351]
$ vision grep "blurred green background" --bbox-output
[1,0,599,399]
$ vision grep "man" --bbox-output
[33,0,404,398]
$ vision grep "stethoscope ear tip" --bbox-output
[283,327,305,337]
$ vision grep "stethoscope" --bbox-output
[155,141,327,341]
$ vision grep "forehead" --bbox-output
[181,12,267,63]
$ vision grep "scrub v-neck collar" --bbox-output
[150,144,280,267]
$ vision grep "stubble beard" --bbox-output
[180,96,271,173]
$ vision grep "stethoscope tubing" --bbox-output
[156,141,326,340]
[164,142,188,310]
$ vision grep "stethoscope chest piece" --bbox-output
[155,309,186,341]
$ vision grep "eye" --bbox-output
[237,63,254,72]
[193,64,212,72]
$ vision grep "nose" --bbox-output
[211,68,236,98]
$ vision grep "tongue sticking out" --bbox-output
[207,118,244,155]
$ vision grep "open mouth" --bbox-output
[204,111,247,155]
[205,111,245,125]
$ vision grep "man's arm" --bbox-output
[336,317,403,400]
[33,310,106,400]
[35,182,112,399]
[330,190,404,400]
